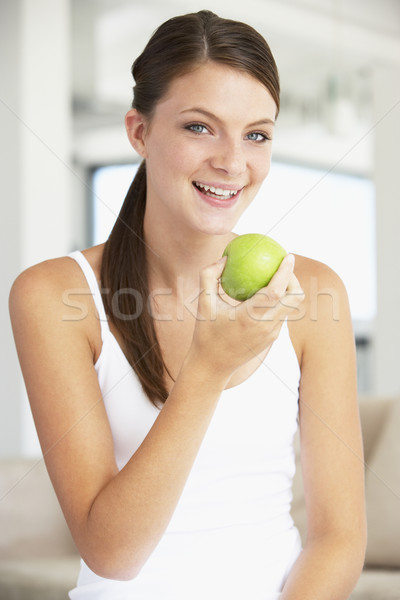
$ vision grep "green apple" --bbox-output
[221,233,287,301]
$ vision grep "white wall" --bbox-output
[1,0,24,456]
[0,0,86,456]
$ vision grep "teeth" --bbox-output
[195,182,237,197]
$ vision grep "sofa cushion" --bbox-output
[364,397,400,567]
[358,397,394,463]
[0,458,77,558]
[349,568,400,600]
[290,394,400,571]
[0,556,80,600]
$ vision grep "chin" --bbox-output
[186,201,249,237]
[195,218,240,237]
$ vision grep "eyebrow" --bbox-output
[179,107,275,127]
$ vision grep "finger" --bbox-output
[286,272,305,298]
[245,253,295,311]
[200,256,227,296]
[268,253,295,290]
[197,257,227,319]
[281,273,305,314]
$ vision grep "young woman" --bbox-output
[9,10,366,600]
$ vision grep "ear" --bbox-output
[125,109,148,158]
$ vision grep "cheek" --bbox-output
[252,151,272,184]
[160,137,199,170]
[145,138,181,183]
[168,142,211,181]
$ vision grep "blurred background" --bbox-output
[1,0,399,457]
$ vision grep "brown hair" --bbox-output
[101,10,280,406]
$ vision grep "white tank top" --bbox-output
[68,250,302,600]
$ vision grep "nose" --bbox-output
[210,138,247,177]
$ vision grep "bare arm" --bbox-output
[281,259,367,599]
[9,254,303,580]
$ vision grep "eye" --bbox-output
[185,123,209,134]
[246,131,271,143]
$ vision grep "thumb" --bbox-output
[215,255,228,279]
[198,256,227,310]
[201,255,227,293]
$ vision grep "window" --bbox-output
[92,161,376,324]
[92,163,139,245]
[236,162,376,324]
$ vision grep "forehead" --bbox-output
[154,62,277,123]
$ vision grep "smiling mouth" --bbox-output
[193,181,241,200]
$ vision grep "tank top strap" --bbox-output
[68,250,110,338]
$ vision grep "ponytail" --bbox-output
[100,9,280,407]
[101,161,171,407]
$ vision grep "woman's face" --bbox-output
[138,61,277,237]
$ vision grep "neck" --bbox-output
[143,211,234,295]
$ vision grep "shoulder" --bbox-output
[9,254,89,316]
[9,244,105,314]
[10,256,81,316]
[9,258,83,355]
[9,250,104,361]
[293,253,349,320]
[289,254,353,363]
[294,253,347,294]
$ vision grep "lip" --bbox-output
[192,182,242,209]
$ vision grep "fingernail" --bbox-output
[217,256,226,264]
[286,253,295,265]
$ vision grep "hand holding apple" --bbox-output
[221,233,287,301]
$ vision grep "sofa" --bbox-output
[291,394,400,599]
[0,395,399,599]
